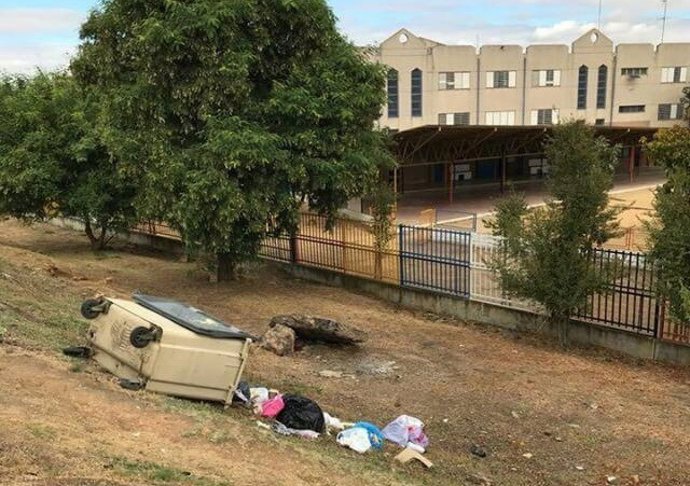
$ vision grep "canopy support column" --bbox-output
[448,161,455,204]
[500,154,507,194]
[628,146,635,183]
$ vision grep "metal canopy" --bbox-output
[394,125,659,166]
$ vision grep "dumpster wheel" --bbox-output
[130,326,157,348]
[81,298,106,320]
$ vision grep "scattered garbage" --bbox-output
[260,394,285,418]
[470,444,488,458]
[272,421,320,440]
[352,422,385,449]
[522,453,533,459]
[74,297,435,470]
[276,395,326,433]
[382,415,429,449]
[269,315,368,345]
[395,447,433,469]
[62,345,93,359]
[232,381,251,405]
[406,442,426,454]
[337,427,373,453]
[255,421,271,431]
[76,294,253,406]
[250,387,269,405]
[323,412,346,432]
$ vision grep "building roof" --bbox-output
[394,125,658,165]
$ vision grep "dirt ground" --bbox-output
[471,187,656,251]
[1,220,689,486]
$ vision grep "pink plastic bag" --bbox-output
[261,394,285,418]
[382,415,429,448]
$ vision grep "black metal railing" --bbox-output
[134,214,685,344]
[399,225,471,297]
[574,248,660,336]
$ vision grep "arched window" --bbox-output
[597,65,608,109]
[411,68,423,117]
[387,69,399,118]
[577,65,588,110]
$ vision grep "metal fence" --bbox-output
[133,212,687,346]
[469,233,542,313]
[258,233,292,263]
[399,225,471,297]
[259,213,400,284]
[574,249,661,336]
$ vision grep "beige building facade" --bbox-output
[372,29,690,130]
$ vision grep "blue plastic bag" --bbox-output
[353,421,385,449]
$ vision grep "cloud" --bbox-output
[533,21,590,41]
[0,8,85,34]
[0,43,76,75]
[339,7,690,47]
[0,8,85,73]
[2,1,690,73]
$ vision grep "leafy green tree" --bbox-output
[0,73,137,249]
[72,0,394,279]
[645,126,690,323]
[682,87,690,124]
[488,122,621,345]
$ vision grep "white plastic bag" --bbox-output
[336,427,372,454]
[250,387,269,404]
[324,412,345,432]
[382,415,428,448]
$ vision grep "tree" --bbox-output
[682,87,690,124]
[72,0,394,280]
[0,73,138,249]
[645,126,690,323]
[488,122,621,345]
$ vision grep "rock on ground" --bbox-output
[261,324,296,356]
[270,315,367,345]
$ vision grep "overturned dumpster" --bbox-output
[81,293,252,406]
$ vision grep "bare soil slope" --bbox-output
[1,220,689,486]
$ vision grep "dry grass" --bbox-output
[1,219,689,485]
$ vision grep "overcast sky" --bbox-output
[1,0,689,74]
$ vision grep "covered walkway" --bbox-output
[392,125,659,212]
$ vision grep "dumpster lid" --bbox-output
[132,294,252,340]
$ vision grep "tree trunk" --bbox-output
[84,219,109,251]
[215,253,237,282]
[557,315,569,348]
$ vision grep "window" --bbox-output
[533,69,561,87]
[438,112,471,125]
[597,65,608,109]
[661,67,688,83]
[530,109,559,125]
[595,118,606,126]
[386,69,399,118]
[487,70,516,89]
[411,68,423,117]
[621,67,648,78]
[439,72,471,90]
[485,111,515,126]
[658,103,684,120]
[577,65,588,110]
[619,105,645,113]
